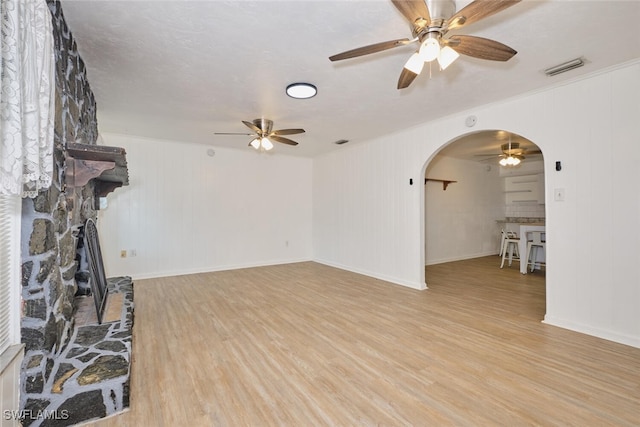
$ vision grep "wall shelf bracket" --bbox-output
[425,178,457,191]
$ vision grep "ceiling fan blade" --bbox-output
[445,35,516,61]
[478,155,504,162]
[397,67,419,89]
[271,128,305,136]
[270,135,298,146]
[446,0,521,31]
[329,38,413,62]
[391,0,431,31]
[214,132,253,136]
[242,120,262,134]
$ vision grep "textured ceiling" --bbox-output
[61,0,640,159]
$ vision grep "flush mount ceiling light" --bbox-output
[286,83,317,99]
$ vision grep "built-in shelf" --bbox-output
[509,179,537,184]
[425,178,457,191]
[504,173,544,205]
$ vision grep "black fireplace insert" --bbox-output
[83,218,109,323]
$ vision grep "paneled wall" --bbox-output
[0,194,22,426]
[0,347,23,427]
[425,156,504,265]
[313,139,424,289]
[313,61,640,348]
[98,134,313,279]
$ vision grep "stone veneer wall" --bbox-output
[21,277,134,426]
[20,0,100,423]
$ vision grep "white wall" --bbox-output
[98,134,312,279]
[0,346,23,427]
[0,194,23,426]
[425,156,504,265]
[313,61,640,348]
[313,140,424,289]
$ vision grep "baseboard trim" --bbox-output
[543,315,640,349]
[314,259,427,290]
[129,258,313,280]
[425,251,499,266]
[0,344,24,376]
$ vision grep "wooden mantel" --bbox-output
[425,178,457,191]
[65,143,129,198]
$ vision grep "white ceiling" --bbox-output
[61,0,640,159]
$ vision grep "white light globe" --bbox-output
[419,38,440,62]
[437,46,460,70]
[262,137,274,151]
[403,53,424,74]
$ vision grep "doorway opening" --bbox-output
[421,129,547,318]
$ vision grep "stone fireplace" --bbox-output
[19,2,133,425]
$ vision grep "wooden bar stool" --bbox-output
[500,230,520,268]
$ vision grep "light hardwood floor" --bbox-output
[88,257,640,426]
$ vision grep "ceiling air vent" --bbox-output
[334,139,349,145]
[544,58,584,77]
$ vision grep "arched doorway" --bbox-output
[421,129,547,317]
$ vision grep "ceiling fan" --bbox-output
[214,118,304,151]
[329,0,521,89]
[476,140,541,166]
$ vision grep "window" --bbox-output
[0,194,21,354]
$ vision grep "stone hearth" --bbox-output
[21,277,134,427]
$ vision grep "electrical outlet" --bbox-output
[130,249,137,257]
[120,250,127,258]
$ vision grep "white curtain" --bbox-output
[0,0,55,198]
